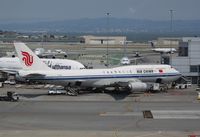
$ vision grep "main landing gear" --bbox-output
[65,87,79,96]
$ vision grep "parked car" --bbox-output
[48,89,66,95]
[4,80,16,85]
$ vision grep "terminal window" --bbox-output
[178,42,188,57]
[190,65,198,72]
[178,47,188,56]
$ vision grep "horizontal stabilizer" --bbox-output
[0,68,18,74]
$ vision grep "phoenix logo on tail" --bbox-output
[21,51,33,66]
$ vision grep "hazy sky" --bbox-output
[0,0,200,21]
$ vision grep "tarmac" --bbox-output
[0,85,200,137]
[0,42,199,136]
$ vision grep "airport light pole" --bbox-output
[106,12,110,67]
[169,9,174,65]
[41,31,47,49]
[170,10,173,32]
[198,65,200,87]
[123,40,127,57]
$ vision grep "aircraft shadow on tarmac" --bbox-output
[19,91,140,101]
[82,90,140,101]
[77,89,132,100]
[105,92,141,100]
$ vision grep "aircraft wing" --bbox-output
[0,68,19,74]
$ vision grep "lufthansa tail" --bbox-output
[14,42,51,71]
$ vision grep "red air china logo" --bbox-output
[21,51,33,66]
[159,69,163,73]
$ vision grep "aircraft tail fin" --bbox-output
[14,42,52,70]
[150,41,155,48]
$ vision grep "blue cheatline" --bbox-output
[28,73,181,81]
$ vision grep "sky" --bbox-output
[0,0,200,22]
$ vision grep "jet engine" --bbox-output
[128,82,147,92]
[15,74,27,82]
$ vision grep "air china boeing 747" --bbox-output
[14,42,181,94]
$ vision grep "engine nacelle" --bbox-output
[128,82,147,92]
[15,74,27,82]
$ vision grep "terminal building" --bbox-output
[151,37,180,47]
[156,37,180,46]
[171,37,200,84]
[82,35,126,45]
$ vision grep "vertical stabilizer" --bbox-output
[150,41,155,48]
[14,42,51,70]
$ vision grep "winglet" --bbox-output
[14,42,51,70]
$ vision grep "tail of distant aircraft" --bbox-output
[14,42,51,71]
[150,41,155,48]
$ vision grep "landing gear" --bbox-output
[156,78,162,83]
[65,87,79,96]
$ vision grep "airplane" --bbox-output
[150,42,176,54]
[120,57,130,65]
[0,57,85,72]
[114,54,144,65]
[34,48,68,58]
[0,56,85,82]
[14,42,181,95]
[119,40,143,65]
[106,56,131,65]
[120,52,145,65]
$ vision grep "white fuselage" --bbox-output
[0,57,85,70]
[19,64,181,88]
[152,48,176,53]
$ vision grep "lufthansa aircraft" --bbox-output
[0,56,85,82]
[14,42,181,94]
[0,57,85,73]
[150,42,176,54]
[152,48,176,54]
